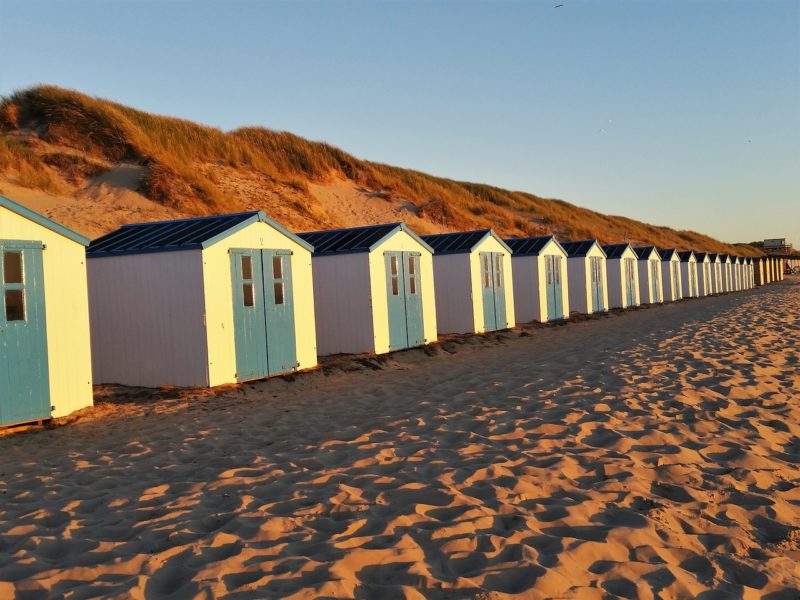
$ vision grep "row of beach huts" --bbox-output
[0,194,790,426]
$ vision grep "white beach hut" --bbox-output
[602,243,640,309]
[87,211,317,387]
[0,195,93,426]
[560,240,608,314]
[659,249,683,301]
[678,251,699,298]
[707,253,723,294]
[719,254,734,292]
[298,223,437,356]
[732,256,742,291]
[503,236,570,323]
[694,252,713,297]
[747,257,755,288]
[420,229,514,334]
[633,246,663,304]
[753,257,766,286]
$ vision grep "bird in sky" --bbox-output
[554,4,564,7]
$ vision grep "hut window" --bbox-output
[408,256,418,294]
[5,289,24,321]
[3,252,23,284]
[391,276,399,296]
[273,256,283,279]
[495,255,503,287]
[482,255,490,288]
[242,283,255,307]
[241,256,253,280]
[274,282,285,305]
[390,255,398,276]
[390,255,400,295]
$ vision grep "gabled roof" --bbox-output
[678,251,696,262]
[298,222,433,256]
[707,253,719,262]
[421,229,512,255]
[718,253,730,262]
[601,243,634,259]
[87,211,312,257]
[633,246,661,261]
[694,252,709,262]
[0,194,89,246]
[503,235,567,257]
[658,248,679,261]
[560,240,606,258]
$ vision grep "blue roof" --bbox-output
[421,229,511,255]
[658,248,679,261]
[560,240,605,258]
[633,246,661,260]
[504,235,566,257]
[707,253,719,262]
[602,243,633,259]
[694,252,709,262]
[298,222,433,256]
[87,211,312,257]
[0,194,89,246]
[678,250,696,262]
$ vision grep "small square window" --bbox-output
[390,256,398,276]
[3,252,23,284]
[273,256,283,279]
[409,276,417,294]
[241,256,253,280]
[408,257,415,275]
[391,276,399,296]
[243,283,255,307]
[274,282,284,305]
[5,289,24,321]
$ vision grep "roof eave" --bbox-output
[368,223,434,254]
[199,211,315,252]
[1,194,90,246]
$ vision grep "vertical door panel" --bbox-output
[231,250,269,381]
[385,252,408,350]
[263,251,297,375]
[480,253,497,331]
[553,256,563,319]
[402,252,424,347]
[492,253,506,329]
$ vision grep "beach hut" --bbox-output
[602,244,640,309]
[659,248,683,301]
[420,230,514,334]
[678,251,699,298]
[0,195,93,426]
[694,252,713,297]
[747,257,755,288]
[633,247,663,304]
[87,211,317,387]
[707,253,723,294]
[753,257,766,286]
[503,236,569,323]
[733,256,743,291]
[298,223,437,356]
[719,254,734,292]
[560,240,608,314]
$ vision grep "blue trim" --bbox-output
[367,223,435,255]
[0,195,89,246]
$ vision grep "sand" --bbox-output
[1,281,799,599]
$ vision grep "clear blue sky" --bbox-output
[2,0,799,247]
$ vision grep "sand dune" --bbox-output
[1,281,799,598]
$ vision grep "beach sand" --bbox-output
[1,281,799,598]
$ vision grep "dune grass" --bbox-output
[0,85,761,255]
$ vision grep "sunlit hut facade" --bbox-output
[298,223,437,356]
[633,246,663,304]
[719,254,734,292]
[658,248,683,301]
[732,256,743,291]
[753,257,766,286]
[560,240,608,315]
[694,252,713,297]
[707,253,723,294]
[420,229,514,334]
[678,251,699,298]
[87,211,317,387]
[504,235,570,323]
[0,195,93,426]
[602,243,640,309]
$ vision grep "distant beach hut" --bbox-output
[694,252,713,297]
[659,249,683,301]
[746,257,755,288]
[0,195,93,426]
[719,254,734,292]
[707,253,723,294]
[753,257,766,286]
[678,251,699,298]
[560,240,608,314]
[420,229,514,334]
[87,211,317,387]
[732,256,743,291]
[601,244,639,309]
[298,223,437,356]
[504,235,569,323]
[633,247,662,304]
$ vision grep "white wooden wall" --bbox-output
[511,255,540,323]
[661,258,682,301]
[431,253,474,334]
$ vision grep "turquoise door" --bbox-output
[650,260,661,302]
[385,252,424,350]
[231,249,297,382]
[590,256,605,312]
[672,262,681,298]
[0,242,50,425]
[553,257,563,318]
[480,252,507,331]
[545,255,564,320]
[624,258,637,306]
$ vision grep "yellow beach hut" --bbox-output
[420,230,515,334]
[0,195,93,426]
[87,211,317,387]
[298,223,437,356]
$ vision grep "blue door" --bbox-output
[0,242,50,425]
[650,260,661,302]
[480,252,507,331]
[385,252,425,350]
[231,249,297,382]
[672,262,681,298]
[624,258,637,306]
[545,255,564,320]
[590,256,605,312]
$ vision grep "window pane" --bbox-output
[410,276,417,294]
[390,256,398,276]
[274,282,284,305]
[241,256,253,280]
[243,283,254,307]
[5,289,24,321]
[273,256,283,279]
[3,252,23,284]
[391,276,399,296]
[408,256,415,275]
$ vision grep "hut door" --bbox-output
[650,260,661,302]
[545,255,563,320]
[672,262,681,299]
[624,258,637,306]
[231,249,297,382]
[0,242,50,425]
[385,252,424,351]
[590,256,605,312]
[480,252,506,331]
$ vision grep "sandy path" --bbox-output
[1,282,799,599]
